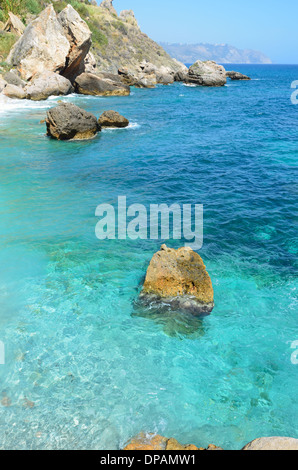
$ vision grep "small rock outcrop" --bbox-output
[123,433,222,451]
[242,437,298,451]
[100,0,118,16]
[46,102,100,140]
[75,72,130,96]
[3,84,26,99]
[25,72,73,101]
[185,60,227,87]
[140,245,214,315]
[58,5,92,81]
[226,71,251,80]
[7,6,70,80]
[98,110,129,128]
[4,12,25,36]
[119,10,139,28]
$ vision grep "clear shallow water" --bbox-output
[0,65,297,449]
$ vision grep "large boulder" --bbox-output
[242,437,298,451]
[140,245,214,315]
[74,72,130,96]
[46,102,100,140]
[58,5,92,81]
[25,72,73,101]
[3,70,26,88]
[7,6,70,80]
[98,110,129,128]
[4,12,25,36]
[185,60,227,87]
[118,68,157,88]
[3,84,26,99]
[226,71,251,80]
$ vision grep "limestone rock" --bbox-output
[74,72,130,96]
[140,245,214,315]
[242,437,298,451]
[0,77,7,92]
[185,60,227,87]
[98,110,129,128]
[119,10,139,28]
[58,5,92,81]
[100,0,117,16]
[46,102,100,140]
[4,12,25,36]
[226,71,251,80]
[3,70,26,88]
[118,68,157,89]
[7,5,70,80]
[25,72,73,101]
[3,84,26,99]
[84,52,97,74]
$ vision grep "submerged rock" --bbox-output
[226,71,251,80]
[185,60,227,87]
[123,432,222,451]
[242,437,298,451]
[98,110,129,128]
[75,72,130,96]
[3,84,26,99]
[25,72,73,101]
[140,245,214,316]
[46,102,100,140]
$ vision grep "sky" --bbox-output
[110,0,298,64]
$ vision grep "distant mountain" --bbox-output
[160,42,272,65]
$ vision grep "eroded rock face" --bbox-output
[100,0,118,16]
[98,110,129,128]
[140,245,214,315]
[226,71,251,80]
[119,10,139,28]
[242,437,298,451]
[75,72,130,96]
[3,71,26,88]
[58,5,92,81]
[46,102,100,140]
[25,72,73,101]
[7,6,70,81]
[185,60,227,87]
[123,433,222,451]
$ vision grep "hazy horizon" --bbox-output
[112,0,298,64]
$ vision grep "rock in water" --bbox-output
[46,102,100,140]
[123,433,222,451]
[74,72,130,96]
[226,71,251,80]
[3,84,26,99]
[7,6,70,80]
[58,5,92,81]
[98,110,129,128]
[25,72,73,101]
[185,60,227,87]
[242,437,298,451]
[140,245,214,315]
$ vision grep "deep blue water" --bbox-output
[0,65,297,449]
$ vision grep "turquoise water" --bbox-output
[0,65,297,449]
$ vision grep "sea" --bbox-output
[0,64,297,449]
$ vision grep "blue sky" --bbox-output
[109,0,297,63]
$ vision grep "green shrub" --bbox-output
[24,0,41,15]
[87,19,108,49]
[0,31,17,60]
